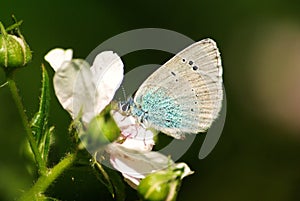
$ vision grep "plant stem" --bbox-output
[6,72,47,175]
[18,153,76,201]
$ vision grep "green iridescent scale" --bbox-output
[132,88,184,129]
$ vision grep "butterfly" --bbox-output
[120,38,223,139]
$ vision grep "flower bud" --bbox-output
[80,105,120,152]
[137,171,177,201]
[0,21,32,68]
[137,163,193,201]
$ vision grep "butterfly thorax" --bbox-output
[118,88,185,131]
[118,97,150,128]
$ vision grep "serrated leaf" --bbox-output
[42,126,54,164]
[92,160,125,201]
[30,64,51,161]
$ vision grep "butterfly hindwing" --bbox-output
[132,39,223,139]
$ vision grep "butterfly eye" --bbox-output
[119,101,130,112]
[122,104,129,111]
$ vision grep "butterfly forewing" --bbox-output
[132,38,223,139]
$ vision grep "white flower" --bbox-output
[45,48,123,123]
[44,48,192,188]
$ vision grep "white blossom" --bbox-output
[45,49,123,123]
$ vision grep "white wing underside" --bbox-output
[134,39,223,139]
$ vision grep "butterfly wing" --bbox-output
[132,38,223,139]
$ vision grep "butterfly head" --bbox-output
[118,97,134,115]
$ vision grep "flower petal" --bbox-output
[90,51,124,114]
[173,162,194,179]
[111,110,155,152]
[44,48,73,71]
[107,143,172,188]
[53,59,98,123]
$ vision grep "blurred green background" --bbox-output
[1,0,300,200]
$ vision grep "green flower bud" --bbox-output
[138,163,193,201]
[80,105,120,152]
[138,171,177,201]
[0,20,32,68]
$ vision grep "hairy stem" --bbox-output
[6,72,47,175]
[18,153,76,201]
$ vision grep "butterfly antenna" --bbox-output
[121,85,127,101]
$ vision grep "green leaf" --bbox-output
[30,64,51,161]
[42,126,54,164]
[92,159,125,201]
